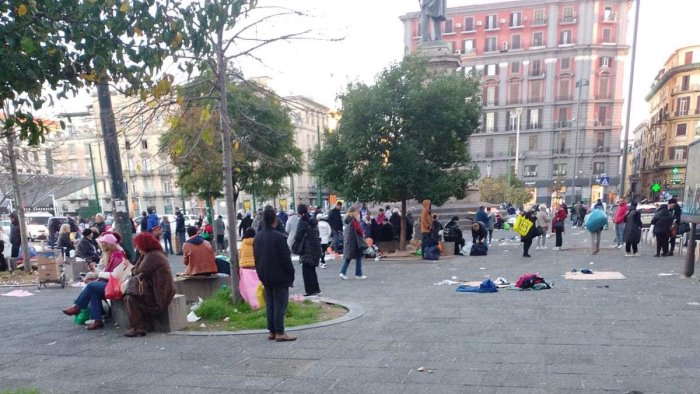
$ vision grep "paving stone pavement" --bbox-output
[1,225,700,393]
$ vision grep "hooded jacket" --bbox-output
[295,216,322,267]
[182,235,217,275]
[651,204,674,235]
[613,202,628,224]
[420,199,432,234]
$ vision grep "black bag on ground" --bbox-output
[470,243,488,256]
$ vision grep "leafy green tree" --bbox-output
[314,56,481,250]
[161,78,302,227]
[480,175,533,206]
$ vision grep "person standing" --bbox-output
[668,198,682,256]
[476,206,490,232]
[159,216,173,255]
[277,210,288,227]
[146,209,159,232]
[486,207,496,244]
[293,204,322,297]
[551,204,568,251]
[239,212,253,237]
[140,211,148,233]
[317,216,332,269]
[214,215,226,252]
[253,207,296,342]
[339,207,366,280]
[328,202,343,253]
[92,214,107,235]
[612,200,628,248]
[651,204,673,257]
[251,209,263,233]
[376,208,387,226]
[585,206,606,255]
[623,202,643,257]
[285,211,299,251]
[9,213,21,259]
[520,210,537,258]
[175,208,186,255]
[535,204,550,250]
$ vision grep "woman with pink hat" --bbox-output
[61,233,132,330]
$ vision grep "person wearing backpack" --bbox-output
[585,206,607,255]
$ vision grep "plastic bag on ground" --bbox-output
[239,268,263,309]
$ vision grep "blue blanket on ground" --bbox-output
[456,279,498,293]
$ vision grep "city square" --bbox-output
[1,0,700,393]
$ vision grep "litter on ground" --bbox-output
[564,271,625,280]
[1,290,34,297]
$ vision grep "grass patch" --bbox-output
[0,389,40,394]
[190,287,346,331]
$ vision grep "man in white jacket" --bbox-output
[317,216,332,269]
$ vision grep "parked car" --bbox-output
[25,212,53,241]
[637,204,657,228]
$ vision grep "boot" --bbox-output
[62,305,80,316]
[275,333,297,342]
[86,320,104,330]
[124,328,147,337]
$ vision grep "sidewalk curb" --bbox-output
[168,297,365,336]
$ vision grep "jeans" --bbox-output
[590,231,601,253]
[75,280,107,321]
[216,234,225,251]
[625,242,638,254]
[555,228,563,247]
[264,285,289,334]
[488,229,493,243]
[655,234,669,256]
[615,223,625,246]
[320,243,328,263]
[10,244,19,258]
[162,233,173,254]
[302,264,320,295]
[177,231,186,254]
[340,256,363,276]
[332,231,342,252]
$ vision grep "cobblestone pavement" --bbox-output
[1,225,699,393]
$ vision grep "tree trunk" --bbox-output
[216,33,241,304]
[96,82,134,257]
[400,199,407,251]
[6,132,31,273]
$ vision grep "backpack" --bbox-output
[423,245,440,260]
[515,273,549,289]
[469,243,488,256]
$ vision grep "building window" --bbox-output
[486,64,497,76]
[562,6,575,23]
[602,28,612,43]
[485,86,496,106]
[593,162,605,175]
[532,32,544,47]
[529,80,542,102]
[508,82,521,104]
[464,16,475,32]
[560,30,572,45]
[557,133,567,153]
[558,79,571,100]
[695,121,700,136]
[508,136,517,155]
[485,36,497,52]
[141,139,148,149]
[678,97,690,116]
[485,138,494,158]
[596,131,606,151]
[144,179,154,193]
[561,58,571,70]
[685,51,693,65]
[163,181,171,194]
[682,75,690,91]
[558,107,571,125]
[444,19,454,34]
[511,34,521,49]
[528,135,538,150]
[669,147,687,161]
[600,56,612,68]
[510,11,522,27]
[125,139,131,150]
[527,108,541,129]
[524,165,537,177]
[463,39,475,54]
[603,6,614,21]
[677,123,688,136]
[530,60,542,76]
[485,112,495,133]
[128,159,135,172]
[143,159,152,172]
[554,163,567,175]
[511,62,521,74]
[598,77,610,99]
[486,14,498,30]
[533,9,546,25]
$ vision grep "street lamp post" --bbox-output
[513,107,523,176]
[571,79,589,205]
[620,0,641,199]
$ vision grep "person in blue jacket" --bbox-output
[146,208,159,232]
[476,206,490,229]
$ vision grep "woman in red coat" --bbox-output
[551,203,568,251]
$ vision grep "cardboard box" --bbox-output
[37,251,60,281]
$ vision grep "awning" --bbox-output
[0,173,97,210]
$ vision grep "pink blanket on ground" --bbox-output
[239,268,262,309]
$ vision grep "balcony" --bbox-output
[557,94,573,101]
[672,84,700,95]
[560,16,577,24]
[141,191,156,198]
[674,110,690,117]
[531,17,548,26]
[553,170,568,176]
[594,147,612,155]
[558,40,575,47]
[523,171,538,177]
[594,120,612,127]
[552,148,572,155]
[595,93,613,100]
[463,48,476,56]
[528,96,544,103]
[555,120,574,128]
[528,70,545,79]
[506,98,522,105]
[526,122,541,130]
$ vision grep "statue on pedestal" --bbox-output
[420,0,447,43]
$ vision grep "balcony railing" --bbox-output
[529,96,543,103]
[594,120,612,127]
[595,93,613,100]
[529,70,545,78]
[553,170,568,176]
[557,94,573,101]
[552,148,572,155]
[601,13,617,22]
[463,48,476,55]
[672,84,700,94]
[560,16,577,24]
[523,171,538,177]
[555,120,574,128]
[675,110,689,117]
[507,98,522,105]
[526,122,541,130]
[531,17,547,26]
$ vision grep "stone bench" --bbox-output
[441,241,455,256]
[376,240,399,254]
[174,275,229,304]
[110,294,187,332]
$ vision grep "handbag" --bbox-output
[125,274,144,296]
[292,231,307,255]
[513,215,533,237]
[355,233,368,251]
[105,274,123,300]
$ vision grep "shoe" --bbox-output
[625,254,632,257]
[268,332,276,340]
[633,253,640,257]
[457,252,464,256]
[86,320,104,330]
[275,333,297,342]
[661,253,669,257]
[124,328,147,337]
[523,254,531,258]
[668,252,674,256]
[355,275,367,280]
[654,254,661,258]
[319,263,327,269]
[315,291,322,296]
[542,246,548,250]
[339,273,347,280]
[535,247,540,250]
[62,305,80,316]
[176,252,183,256]
[592,250,599,255]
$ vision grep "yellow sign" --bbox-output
[243,200,251,212]
[279,199,288,212]
[329,194,337,205]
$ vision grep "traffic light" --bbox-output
[651,183,662,193]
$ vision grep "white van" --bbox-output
[25,212,53,241]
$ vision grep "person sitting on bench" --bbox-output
[182,226,217,276]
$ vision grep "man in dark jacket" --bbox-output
[476,206,490,230]
[175,208,186,255]
[444,216,465,255]
[214,215,226,251]
[254,207,296,342]
[239,212,253,237]
[76,228,101,263]
[668,198,682,256]
[293,204,322,297]
[9,213,21,258]
[651,204,674,257]
[146,208,159,232]
[471,221,488,244]
[328,202,343,252]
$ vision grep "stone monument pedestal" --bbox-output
[416,41,461,73]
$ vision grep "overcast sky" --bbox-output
[52,0,700,131]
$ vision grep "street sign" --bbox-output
[599,176,610,186]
